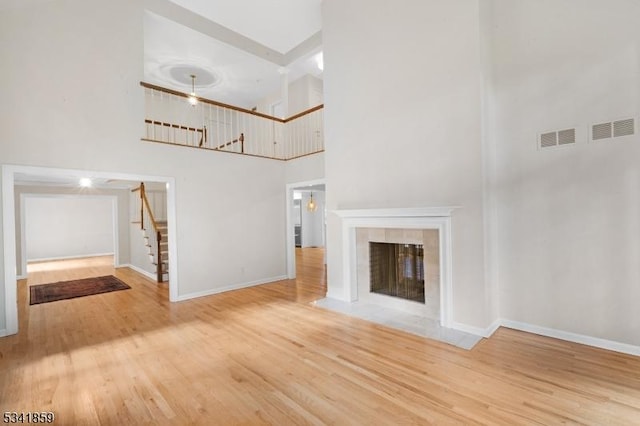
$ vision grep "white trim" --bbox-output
[16,275,27,280]
[1,164,179,337]
[175,275,288,302]
[120,264,157,282]
[2,166,18,336]
[500,319,640,357]
[0,329,7,338]
[285,178,326,279]
[26,252,115,263]
[446,317,640,355]
[166,180,178,302]
[452,318,501,338]
[333,207,457,328]
[334,206,459,219]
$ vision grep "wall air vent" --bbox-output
[592,122,612,141]
[591,118,635,141]
[558,128,576,145]
[613,118,635,138]
[540,132,557,148]
[539,128,576,149]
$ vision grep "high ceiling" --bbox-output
[144,0,323,109]
[167,0,322,54]
[5,0,324,187]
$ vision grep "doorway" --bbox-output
[2,164,178,337]
[285,179,326,279]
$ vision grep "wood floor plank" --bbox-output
[0,251,639,424]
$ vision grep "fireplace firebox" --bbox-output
[369,242,425,303]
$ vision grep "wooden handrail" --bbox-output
[141,81,283,123]
[283,104,324,123]
[132,182,164,282]
[142,137,323,161]
[141,81,324,123]
[215,133,244,152]
[131,183,160,232]
[142,189,159,233]
[144,119,204,133]
[145,119,206,146]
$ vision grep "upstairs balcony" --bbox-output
[141,82,324,161]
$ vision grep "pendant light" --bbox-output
[307,192,318,212]
[188,74,198,106]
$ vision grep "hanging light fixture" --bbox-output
[188,74,198,106]
[306,192,318,212]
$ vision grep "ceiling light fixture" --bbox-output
[306,192,318,212]
[188,74,198,106]
[79,177,92,188]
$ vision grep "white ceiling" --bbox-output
[167,0,322,54]
[144,0,323,109]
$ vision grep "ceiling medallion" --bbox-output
[158,63,220,91]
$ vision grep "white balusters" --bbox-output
[142,83,323,159]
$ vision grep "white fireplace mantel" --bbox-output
[334,206,459,219]
[332,206,457,328]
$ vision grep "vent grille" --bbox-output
[592,122,612,141]
[540,132,558,148]
[558,128,576,145]
[592,118,635,141]
[539,128,577,149]
[613,119,635,137]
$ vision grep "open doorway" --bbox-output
[2,165,178,337]
[285,179,326,280]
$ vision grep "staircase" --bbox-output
[142,220,169,282]
[133,182,169,283]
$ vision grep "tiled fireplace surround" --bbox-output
[333,207,455,328]
[356,228,440,320]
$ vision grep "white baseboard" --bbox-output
[28,252,115,263]
[120,264,157,282]
[0,329,8,338]
[16,274,27,280]
[176,275,288,302]
[500,319,640,357]
[449,318,640,357]
[452,318,501,338]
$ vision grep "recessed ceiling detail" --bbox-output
[163,64,220,88]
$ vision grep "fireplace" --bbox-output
[356,227,440,319]
[333,207,455,327]
[369,242,425,303]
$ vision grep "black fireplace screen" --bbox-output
[369,242,425,303]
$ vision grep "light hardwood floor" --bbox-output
[1,250,639,424]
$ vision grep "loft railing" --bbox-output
[141,82,324,160]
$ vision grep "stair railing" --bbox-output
[141,81,323,160]
[132,182,165,283]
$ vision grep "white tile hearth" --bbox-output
[311,298,482,350]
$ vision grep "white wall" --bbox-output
[13,185,130,277]
[25,196,114,261]
[487,0,640,345]
[285,152,325,184]
[0,0,288,333]
[322,0,490,328]
[256,74,324,116]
